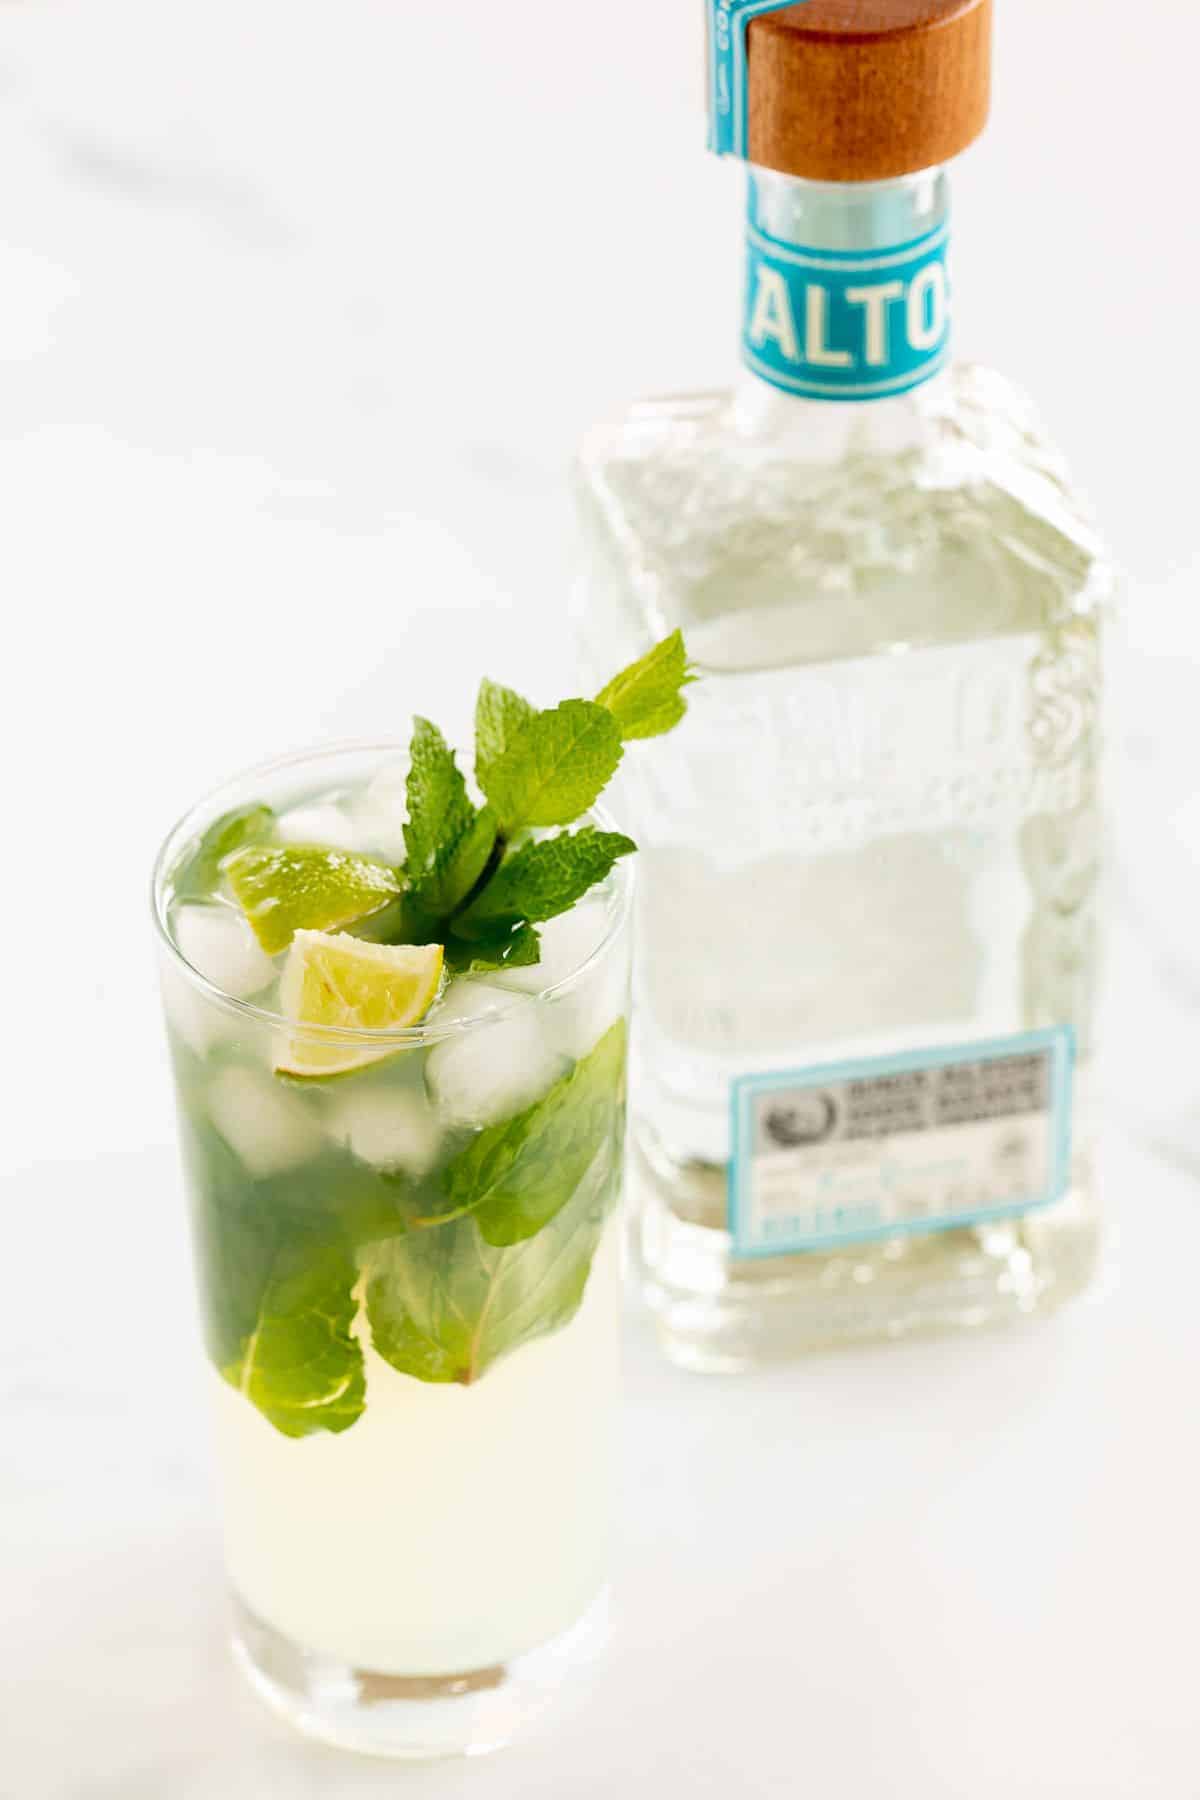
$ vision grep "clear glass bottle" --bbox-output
[573,156,1108,1370]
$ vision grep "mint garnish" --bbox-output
[456,828,635,935]
[213,636,690,968]
[383,636,691,971]
[475,679,537,792]
[595,628,696,741]
[402,717,493,919]
[478,698,624,834]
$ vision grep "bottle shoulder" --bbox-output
[575,363,1111,675]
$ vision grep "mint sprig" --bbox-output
[456,828,636,935]
[475,679,537,792]
[388,635,691,971]
[595,629,696,741]
[403,717,475,885]
[478,699,624,835]
[209,635,693,965]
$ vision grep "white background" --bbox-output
[4,2,1200,1795]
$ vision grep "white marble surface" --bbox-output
[4,2,1200,1794]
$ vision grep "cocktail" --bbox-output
[151,641,691,1757]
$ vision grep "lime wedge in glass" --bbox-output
[226,845,402,955]
[275,930,444,1078]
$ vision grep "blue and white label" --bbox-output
[708,1,809,159]
[729,1030,1074,1260]
[743,213,952,401]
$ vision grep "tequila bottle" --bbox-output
[573,0,1108,1368]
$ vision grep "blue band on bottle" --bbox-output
[707,1,810,159]
[742,209,952,401]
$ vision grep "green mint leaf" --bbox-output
[475,679,536,794]
[179,803,275,899]
[365,1137,619,1385]
[404,717,475,889]
[403,718,500,926]
[225,845,402,954]
[458,828,635,934]
[178,1115,405,1437]
[229,1242,365,1439]
[414,802,499,923]
[479,699,623,834]
[436,1019,627,1246]
[445,921,542,975]
[596,630,695,741]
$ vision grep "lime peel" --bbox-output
[226,845,402,955]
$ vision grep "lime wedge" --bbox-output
[226,845,402,955]
[275,930,444,1078]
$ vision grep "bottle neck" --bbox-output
[737,166,953,447]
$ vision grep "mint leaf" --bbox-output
[179,803,275,899]
[475,679,536,794]
[433,1019,627,1246]
[401,718,499,925]
[414,802,499,923]
[458,828,635,934]
[446,921,542,974]
[179,1115,404,1437]
[365,1137,619,1385]
[478,699,623,834]
[230,1242,365,1439]
[404,718,475,889]
[596,630,695,741]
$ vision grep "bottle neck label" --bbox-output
[707,1,810,158]
[742,213,952,403]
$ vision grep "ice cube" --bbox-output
[175,903,276,999]
[207,1065,325,1177]
[425,988,569,1130]
[488,905,611,996]
[159,958,222,1060]
[545,967,627,1063]
[327,1085,442,1177]
[161,905,277,1059]
[426,977,511,1027]
[276,804,358,852]
[488,905,625,1061]
[348,758,410,862]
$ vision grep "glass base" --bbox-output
[632,1137,1102,1372]
[231,1591,610,1760]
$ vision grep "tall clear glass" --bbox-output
[152,744,632,1759]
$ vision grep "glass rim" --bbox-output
[151,738,634,1047]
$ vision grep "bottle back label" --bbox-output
[729,1029,1074,1257]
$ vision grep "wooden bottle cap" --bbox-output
[747,0,992,183]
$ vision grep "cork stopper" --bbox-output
[747,0,992,183]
